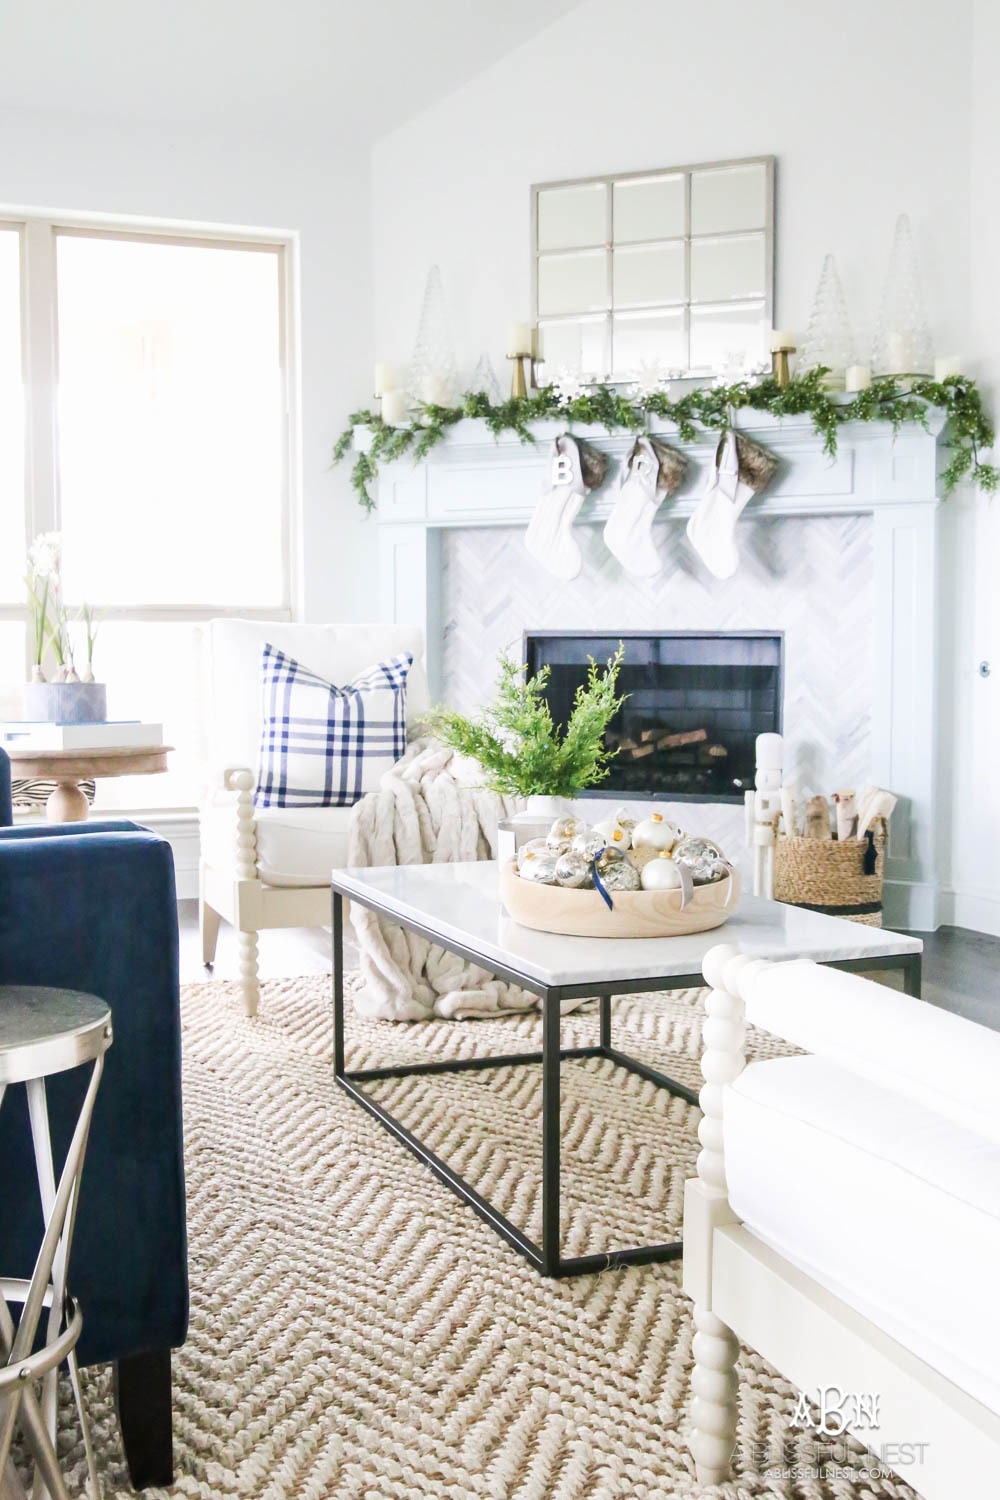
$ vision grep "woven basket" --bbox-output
[773,820,887,926]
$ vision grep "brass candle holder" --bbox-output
[507,352,530,399]
[771,339,796,389]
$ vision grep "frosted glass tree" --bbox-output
[798,254,855,388]
[872,214,934,376]
[409,265,457,404]
[471,352,502,403]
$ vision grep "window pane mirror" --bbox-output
[532,156,774,381]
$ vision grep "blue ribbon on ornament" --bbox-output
[591,854,614,911]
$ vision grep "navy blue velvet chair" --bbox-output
[0,747,188,1488]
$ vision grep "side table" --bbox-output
[5,746,172,823]
[0,985,113,1500]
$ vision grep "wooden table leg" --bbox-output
[46,779,89,822]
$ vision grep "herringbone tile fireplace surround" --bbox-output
[441,512,872,863]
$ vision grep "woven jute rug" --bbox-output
[55,975,920,1499]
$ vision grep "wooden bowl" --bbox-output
[499,860,741,939]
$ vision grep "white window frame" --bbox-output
[0,209,298,644]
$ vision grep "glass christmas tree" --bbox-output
[471,352,502,404]
[409,265,457,404]
[798,254,855,389]
[872,214,934,376]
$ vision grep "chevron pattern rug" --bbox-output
[59,974,917,1500]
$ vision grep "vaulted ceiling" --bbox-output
[0,0,580,143]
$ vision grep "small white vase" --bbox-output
[523,794,570,821]
[497,794,572,866]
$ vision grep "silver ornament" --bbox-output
[612,806,637,833]
[597,857,641,892]
[672,835,727,884]
[547,815,583,849]
[572,829,607,860]
[515,838,549,870]
[518,852,559,884]
[554,851,592,888]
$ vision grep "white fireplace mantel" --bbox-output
[374,409,948,929]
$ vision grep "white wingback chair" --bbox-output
[196,619,430,1015]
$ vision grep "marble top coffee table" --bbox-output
[331,860,922,1278]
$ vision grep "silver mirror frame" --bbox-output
[531,155,775,382]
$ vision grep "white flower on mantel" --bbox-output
[28,531,62,579]
[714,349,771,387]
[551,367,588,404]
[627,359,675,399]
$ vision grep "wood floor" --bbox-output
[178,900,1000,1030]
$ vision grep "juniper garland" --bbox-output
[428,645,627,799]
[333,368,997,512]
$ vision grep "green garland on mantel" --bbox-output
[333,367,997,513]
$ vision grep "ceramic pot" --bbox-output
[23,681,108,724]
[497,795,573,867]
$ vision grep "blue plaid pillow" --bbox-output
[256,643,412,809]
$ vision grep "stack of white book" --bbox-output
[0,722,164,750]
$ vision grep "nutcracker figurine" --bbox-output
[744,732,783,899]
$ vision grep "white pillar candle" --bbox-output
[373,362,396,397]
[420,373,450,405]
[934,355,961,380]
[507,321,533,357]
[845,364,872,392]
[885,331,915,375]
[769,329,795,351]
[380,389,409,426]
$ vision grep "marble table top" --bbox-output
[332,860,922,991]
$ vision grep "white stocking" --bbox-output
[525,434,586,581]
[685,430,754,580]
[603,436,664,578]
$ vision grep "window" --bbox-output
[532,157,774,382]
[0,217,294,809]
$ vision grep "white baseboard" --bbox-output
[938,884,1000,939]
[143,812,200,899]
[882,878,943,933]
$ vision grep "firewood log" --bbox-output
[833,789,858,842]
[804,795,832,840]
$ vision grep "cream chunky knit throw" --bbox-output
[348,740,560,1022]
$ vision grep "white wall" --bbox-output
[371,0,1000,933]
[373,0,972,385]
[0,106,378,623]
[943,0,1000,935]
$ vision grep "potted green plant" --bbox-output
[429,644,627,823]
[23,533,107,722]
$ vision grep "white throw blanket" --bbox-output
[348,741,580,1021]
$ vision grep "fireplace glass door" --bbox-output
[524,630,783,802]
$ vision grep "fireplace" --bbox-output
[523,630,783,803]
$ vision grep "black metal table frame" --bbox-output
[332,883,921,1278]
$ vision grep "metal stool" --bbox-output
[0,986,112,1500]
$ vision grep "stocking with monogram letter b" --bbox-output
[525,433,608,581]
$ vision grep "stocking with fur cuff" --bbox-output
[603,435,687,577]
[525,433,608,582]
[686,429,777,580]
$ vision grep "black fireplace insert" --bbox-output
[523,630,783,803]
